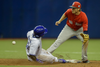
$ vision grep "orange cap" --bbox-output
[70,1,81,9]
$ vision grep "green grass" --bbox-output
[0,39,27,59]
[0,38,100,67]
[42,39,100,60]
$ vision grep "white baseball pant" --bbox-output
[47,24,88,61]
[26,48,58,63]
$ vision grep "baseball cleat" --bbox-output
[77,61,82,63]
[58,59,66,63]
[82,60,90,63]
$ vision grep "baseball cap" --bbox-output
[69,1,81,9]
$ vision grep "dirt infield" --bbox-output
[0,59,100,67]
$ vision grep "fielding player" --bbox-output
[26,25,67,63]
[47,1,89,63]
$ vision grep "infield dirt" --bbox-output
[0,59,100,67]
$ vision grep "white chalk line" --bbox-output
[0,50,100,54]
[0,50,24,52]
[55,52,100,54]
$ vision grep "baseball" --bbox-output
[12,41,16,45]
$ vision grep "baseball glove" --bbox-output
[80,33,89,44]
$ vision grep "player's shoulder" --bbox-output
[66,8,72,12]
[27,30,34,38]
[81,11,88,19]
[27,30,33,34]
[67,8,72,11]
[65,8,72,15]
[81,11,87,16]
[64,8,72,17]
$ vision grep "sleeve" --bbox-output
[64,9,71,17]
[82,13,88,31]
[29,39,39,56]
[27,31,30,38]
[27,30,33,38]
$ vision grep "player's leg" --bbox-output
[76,27,89,62]
[37,49,58,63]
[47,25,75,53]
[37,49,66,63]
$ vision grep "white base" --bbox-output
[66,59,78,63]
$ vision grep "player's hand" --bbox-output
[36,59,43,63]
[29,55,36,61]
[55,21,61,26]
[80,33,89,44]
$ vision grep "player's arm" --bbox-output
[56,9,71,26]
[82,13,88,34]
[55,13,67,26]
[80,14,89,44]
[29,54,43,63]
[28,54,37,61]
[29,41,43,63]
[28,39,39,61]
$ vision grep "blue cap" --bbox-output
[34,25,47,38]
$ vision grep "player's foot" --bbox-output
[77,60,82,63]
[82,60,90,63]
[58,59,66,63]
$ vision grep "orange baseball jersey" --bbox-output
[64,8,88,31]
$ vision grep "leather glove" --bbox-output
[80,33,89,44]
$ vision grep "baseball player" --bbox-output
[47,1,89,63]
[26,25,67,63]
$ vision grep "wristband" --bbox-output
[84,31,88,34]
